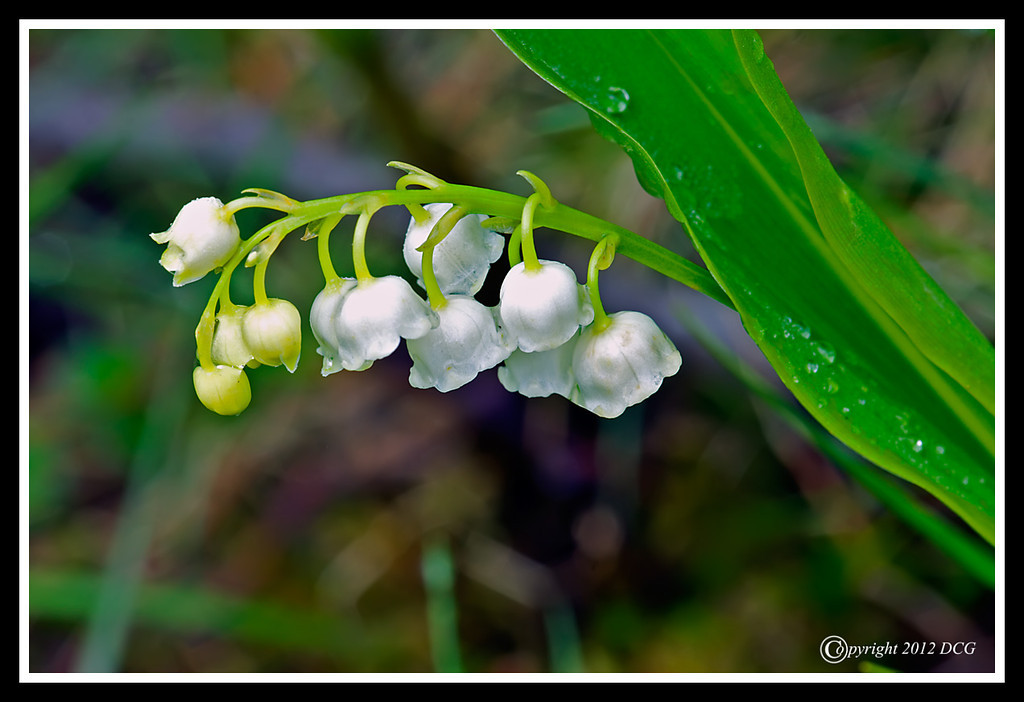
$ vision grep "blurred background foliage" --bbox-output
[26,26,997,674]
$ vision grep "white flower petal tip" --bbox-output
[403,203,504,296]
[498,260,594,353]
[570,311,682,419]
[241,298,303,373]
[407,296,514,393]
[152,197,241,287]
[497,333,579,399]
[316,275,439,372]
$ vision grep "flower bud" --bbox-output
[151,197,241,287]
[210,305,257,369]
[407,295,515,392]
[327,275,439,372]
[403,203,505,296]
[570,311,682,418]
[193,365,252,416]
[497,333,579,399]
[241,298,302,372]
[498,260,594,353]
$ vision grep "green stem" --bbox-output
[508,224,523,267]
[519,193,543,273]
[420,244,445,310]
[351,209,376,284]
[292,185,734,310]
[194,303,218,370]
[221,196,295,218]
[419,204,468,310]
[252,227,289,306]
[587,235,619,331]
[316,213,343,283]
[253,257,269,306]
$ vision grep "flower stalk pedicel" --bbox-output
[403,203,504,296]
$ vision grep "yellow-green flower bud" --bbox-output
[193,365,252,416]
[210,305,257,369]
[241,298,302,372]
[151,197,241,287]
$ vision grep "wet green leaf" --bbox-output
[495,28,995,543]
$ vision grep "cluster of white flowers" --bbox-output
[306,202,682,418]
[153,192,682,419]
[495,261,681,418]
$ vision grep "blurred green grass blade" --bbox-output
[544,601,585,673]
[421,538,463,673]
[494,29,995,543]
[801,111,996,221]
[732,29,996,416]
[30,570,356,660]
[73,335,189,673]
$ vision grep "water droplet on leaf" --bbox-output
[601,86,630,114]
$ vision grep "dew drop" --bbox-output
[815,343,836,364]
[602,85,630,114]
[912,439,923,453]
[826,378,840,394]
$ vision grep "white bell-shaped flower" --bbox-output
[498,260,594,353]
[325,275,439,372]
[407,295,515,393]
[497,332,579,399]
[309,277,362,375]
[403,203,505,295]
[151,197,241,287]
[570,311,682,419]
[241,298,302,373]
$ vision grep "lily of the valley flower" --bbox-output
[210,305,257,369]
[315,275,439,372]
[151,197,241,287]
[193,365,252,416]
[309,277,362,375]
[407,295,515,393]
[498,260,594,353]
[569,311,682,419]
[241,298,302,372]
[497,332,579,399]
[403,203,505,296]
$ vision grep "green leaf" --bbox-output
[495,29,995,543]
